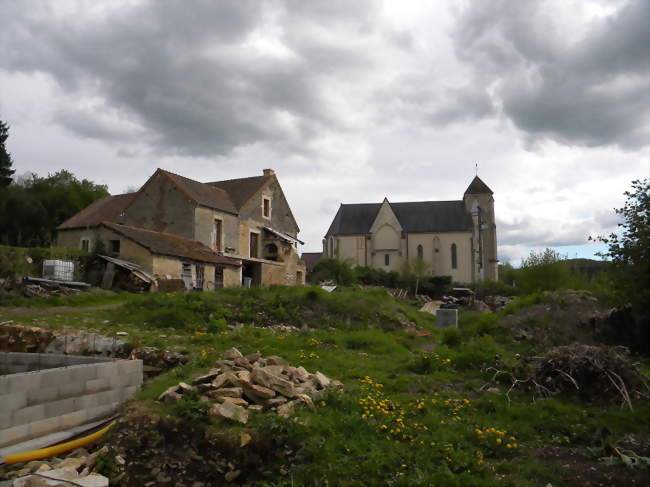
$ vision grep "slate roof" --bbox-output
[101,222,240,266]
[160,170,238,214]
[300,252,322,272]
[208,175,270,210]
[325,200,473,236]
[464,176,493,195]
[57,193,135,230]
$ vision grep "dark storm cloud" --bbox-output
[452,0,650,149]
[0,0,382,156]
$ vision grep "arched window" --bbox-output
[417,244,423,259]
[385,254,390,266]
[451,243,457,269]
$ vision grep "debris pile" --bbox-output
[129,347,189,377]
[0,322,54,353]
[535,344,649,408]
[0,446,109,486]
[483,295,514,312]
[1,277,83,299]
[158,347,343,423]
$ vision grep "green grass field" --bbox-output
[2,287,648,486]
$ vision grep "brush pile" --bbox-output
[158,347,342,423]
[535,344,649,408]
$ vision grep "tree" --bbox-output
[593,178,649,309]
[518,247,570,293]
[0,121,15,187]
[0,170,109,246]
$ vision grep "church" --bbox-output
[323,176,498,283]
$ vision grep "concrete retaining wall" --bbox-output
[0,353,142,448]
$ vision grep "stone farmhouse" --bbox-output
[57,169,306,290]
[323,176,498,283]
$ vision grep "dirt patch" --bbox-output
[532,436,650,487]
[501,290,611,348]
[104,405,296,486]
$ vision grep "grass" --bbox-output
[5,285,650,486]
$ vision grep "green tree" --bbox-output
[0,121,15,187]
[312,258,357,285]
[593,178,649,309]
[517,247,570,293]
[0,170,109,246]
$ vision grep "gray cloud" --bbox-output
[452,0,650,149]
[497,217,593,247]
[0,0,387,156]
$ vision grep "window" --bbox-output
[296,271,303,283]
[214,266,224,289]
[451,243,457,269]
[181,263,192,290]
[264,243,279,261]
[263,197,271,218]
[80,239,90,252]
[385,254,390,266]
[417,244,423,259]
[249,232,259,258]
[213,219,222,251]
[195,264,205,290]
[109,240,120,255]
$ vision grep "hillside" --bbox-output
[1,287,649,486]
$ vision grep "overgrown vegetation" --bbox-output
[312,257,452,297]
[0,244,91,280]
[3,285,649,486]
[113,285,434,332]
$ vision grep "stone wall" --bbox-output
[0,353,142,448]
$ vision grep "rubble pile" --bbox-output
[158,347,342,423]
[0,323,54,353]
[483,295,514,312]
[0,278,82,299]
[0,446,109,487]
[129,347,189,377]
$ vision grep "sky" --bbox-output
[1,0,648,263]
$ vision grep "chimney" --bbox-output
[263,169,275,176]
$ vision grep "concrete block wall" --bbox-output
[0,353,142,448]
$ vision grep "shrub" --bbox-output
[170,393,211,423]
[441,327,462,347]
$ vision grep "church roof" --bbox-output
[464,176,493,195]
[325,200,473,236]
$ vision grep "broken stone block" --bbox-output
[233,356,252,370]
[277,400,299,418]
[243,383,276,402]
[313,372,330,389]
[265,355,288,366]
[212,371,240,389]
[223,347,244,360]
[295,394,316,411]
[236,370,251,384]
[177,382,195,394]
[212,400,249,424]
[260,365,285,376]
[244,352,261,363]
[265,396,288,408]
[191,368,221,385]
[220,397,249,407]
[251,368,296,398]
[157,385,182,403]
[208,387,243,399]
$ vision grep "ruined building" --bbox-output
[57,169,306,289]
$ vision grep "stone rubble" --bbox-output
[1,447,109,487]
[158,347,343,422]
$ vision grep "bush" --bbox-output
[312,258,356,285]
[170,393,211,423]
[441,327,462,347]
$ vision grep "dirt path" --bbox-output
[0,302,124,319]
